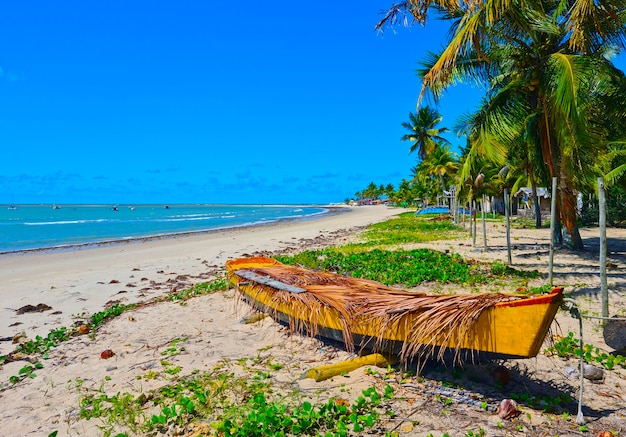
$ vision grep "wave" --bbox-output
[24,219,109,226]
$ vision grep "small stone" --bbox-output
[564,366,579,379]
[105,366,118,371]
[582,364,604,381]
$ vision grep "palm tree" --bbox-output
[420,143,459,193]
[378,0,626,250]
[401,106,450,160]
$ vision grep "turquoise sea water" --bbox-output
[0,204,327,253]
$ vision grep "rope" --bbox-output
[561,299,586,426]
[581,314,626,322]
[402,382,498,412]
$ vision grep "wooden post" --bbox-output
[462,202,466,228]
[472,200,477,246]
[548,177,557,286]
[505,188,512,265]
[482,194,487,250]
[598,178,608,322]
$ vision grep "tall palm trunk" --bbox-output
[559,169,584,249]
[540,102,584,250]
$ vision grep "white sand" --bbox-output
[0,205,404,340]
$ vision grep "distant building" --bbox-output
[513,187,551,217]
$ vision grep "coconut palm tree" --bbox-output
[420,143,459,193]
[379,0,626,250]
[401,106,451,161]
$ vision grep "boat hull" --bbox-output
[226,257,563,359]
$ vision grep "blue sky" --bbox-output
[1,2,623,205]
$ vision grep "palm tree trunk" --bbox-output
[530,175,542,229]
[559,171,584,250]
[439,175,450,208]
[539,100,584,250]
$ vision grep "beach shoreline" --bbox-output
[0,204,339,256]
[0,205,402,341]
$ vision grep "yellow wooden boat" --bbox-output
[226,257,563,362]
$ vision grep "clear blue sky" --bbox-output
[1,2,623,205]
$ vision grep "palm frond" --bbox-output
[230,262,530,365]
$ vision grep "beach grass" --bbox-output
[350,212,465,248]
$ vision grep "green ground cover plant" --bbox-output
[545,332,626,370]
[355,212,465,247]
[72,357,394,437]
[276,248,537,287]
[166,278,229,303]
[277,213,538,287]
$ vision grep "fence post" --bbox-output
[548,177,557,286]
[482,194,487,250]
[598,178,608,322]
[505,188,512,265]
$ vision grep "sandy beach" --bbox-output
[0,206,401,341]
[1,205,625,436]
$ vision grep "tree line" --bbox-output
[349,0,626,250]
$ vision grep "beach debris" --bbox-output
[15,303,52,314]
[12,332,27,344]
[3,351,27,362]
[240,312,269,324]
[100,349,115,359]
[77,324,89,335]
[109,279,120,284]
[564,366,579,379]
[491,364,511,386]
[104,299,122,308]
[497,398,521,420]
[403,381,498,412]
[301,353,393,382]
[564,364,604,381]
[595,432,614,437]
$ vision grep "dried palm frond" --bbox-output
[229,262,527,365]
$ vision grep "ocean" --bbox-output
[0,204,328,253]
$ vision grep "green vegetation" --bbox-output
[275,213,538,288]
[545,332,626,370]
[167,278,229,303]
[370,0,626,250]
[15,326,71,356]
[277,247,537,288]
[73,355,394,437]
[89,303,137,329]
[357,212,463,247]
[508,391,572,412]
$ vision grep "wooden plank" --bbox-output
[236,269,307,294]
